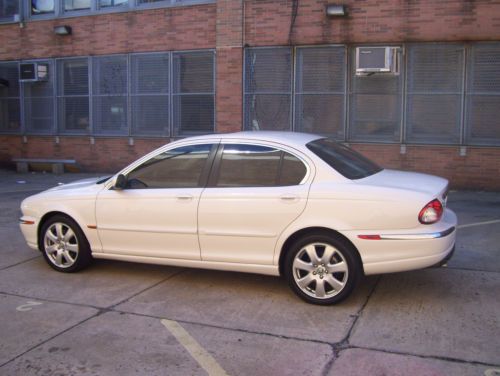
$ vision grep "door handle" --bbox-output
[280,195,299,202]
[176,195,193,201]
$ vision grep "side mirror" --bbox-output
[114,174,128,190]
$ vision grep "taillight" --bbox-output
[418,199,443,224]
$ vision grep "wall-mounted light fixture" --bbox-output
[326,4,347,17]
[54,25,72,35]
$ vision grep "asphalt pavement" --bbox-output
[0,169,499,376]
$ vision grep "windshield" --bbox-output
[306,138,382,180]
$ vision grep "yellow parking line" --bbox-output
[161,319,229,376]
[457,219,500,229]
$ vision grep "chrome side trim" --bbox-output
[379,226,455,240]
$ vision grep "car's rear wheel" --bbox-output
[40,215,92,273]
[284,233,361,305]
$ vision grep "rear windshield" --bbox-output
[306,138,382,180]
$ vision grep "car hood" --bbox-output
[356,169,448,198]
[46,176,108,192]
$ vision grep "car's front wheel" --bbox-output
[284,232,361,305]
[40,215,92,273]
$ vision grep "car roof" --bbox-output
[177,131,323,149]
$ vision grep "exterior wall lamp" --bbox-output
[326,4,347,17]
[54,25,72,35]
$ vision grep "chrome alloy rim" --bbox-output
[292,243,348,299]
[43,223,79,268]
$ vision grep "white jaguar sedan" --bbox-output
[19,132,456,305]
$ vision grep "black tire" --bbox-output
[284,232,361,305]
[39,215,93,273]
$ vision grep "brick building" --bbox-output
[1,0,499,189]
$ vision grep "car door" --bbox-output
[95,143,217,260]
[198,142,312,265]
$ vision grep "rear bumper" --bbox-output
[345,208,457,275]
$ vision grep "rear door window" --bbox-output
[215,144,307,187]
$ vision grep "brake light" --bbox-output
[418,199,443,224]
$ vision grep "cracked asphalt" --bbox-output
[0,169,499,375]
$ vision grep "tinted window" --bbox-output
[306,138,382,180]
[280,153,307,186]
[216,144,307,187]
[126,144,212,189]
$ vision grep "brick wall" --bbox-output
[0,4,216,60]
[244,0,500,46]
[1,0,500,190]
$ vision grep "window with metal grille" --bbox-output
[406,44,464,144]
[295,46,346,138]
[0,0,19,22]
[349,47,402,142]
[92,55,128,135]
[131,53,170,136]
[465,43,500,146]
[244,48,292,131]
[172,51,215,136]
[0,62,21,133]
[23,60,55,134]
[57,58,90,134]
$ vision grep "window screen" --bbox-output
[0,62,21,133]
[349,47,402,142]
[295,47,346,138]
[465,43,500,145]
[406,44,464,144]
[92,55,128,135]
[126,144,212,189]
[131,53,169,136]
[172,51,214,136]
[244,48,292,131]
[23,61,55,134]
[57,58,89,134]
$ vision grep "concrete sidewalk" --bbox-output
[0,169,499,375]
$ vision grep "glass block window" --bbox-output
[23,61,55,134]
[131,53,169,136]
[0,62,21,133]
[172,51,215,136]
[57,58,90,134]
[465,43,500,145]
[244,48,292,131]
[406,44,464,144]
[92,55,128,135]
[349,47,402,142]
[0,0,19,22]
[295,46,345,138]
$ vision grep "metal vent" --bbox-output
[295,46,346,137]
[131,53,169,136]
[57,58,89,134]
[406,44,463,144]
[466,43,500,145]
[92,55,128,135]
[244,48,292,131]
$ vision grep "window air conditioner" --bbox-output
[19,63,49,82]
[355,47,399,75]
